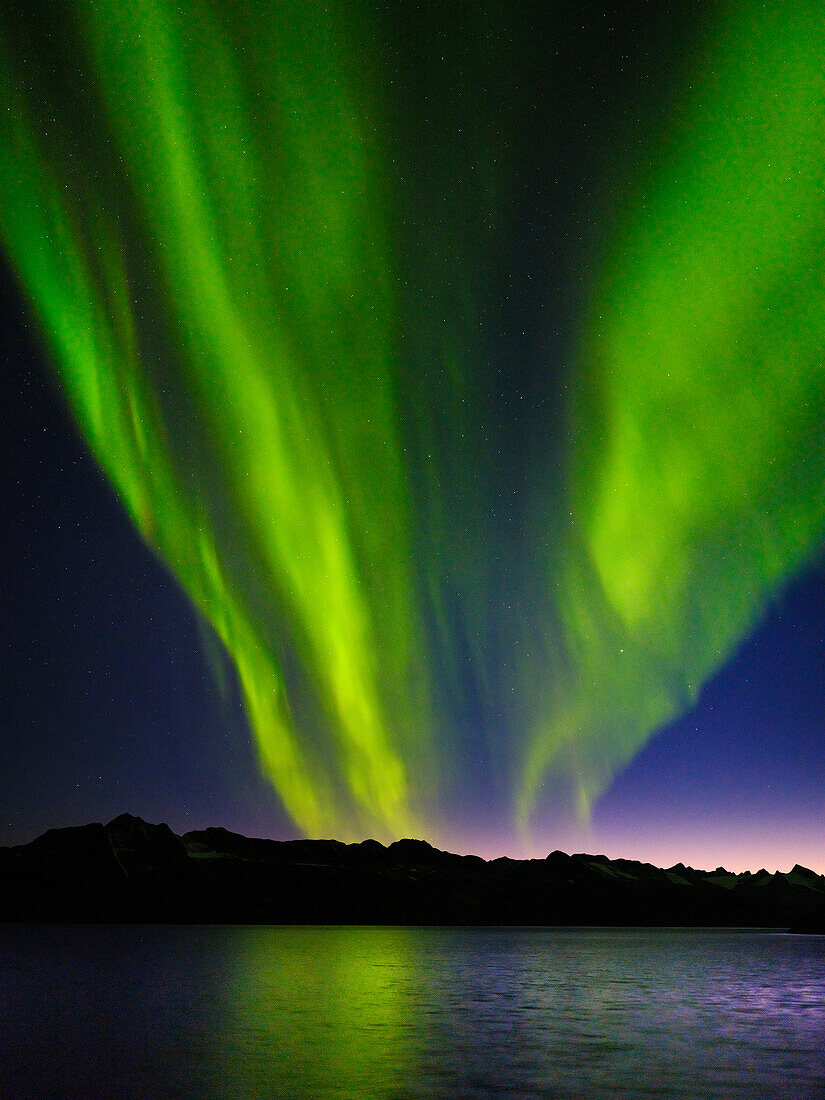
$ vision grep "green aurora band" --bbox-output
[1,2,824,844]
[521,4,825,825]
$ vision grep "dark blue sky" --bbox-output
[1,263,294,845]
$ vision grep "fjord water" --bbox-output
[1,925,823,1098]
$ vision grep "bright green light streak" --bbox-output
[0,0,431,838]
[520,4,825,826]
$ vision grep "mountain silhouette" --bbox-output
[1,815,823,930]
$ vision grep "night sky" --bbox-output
[2,2,824,873]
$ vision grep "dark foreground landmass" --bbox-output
[1,814,823,930]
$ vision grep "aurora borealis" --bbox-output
[2,2,824,868]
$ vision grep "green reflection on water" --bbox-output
[220,926,423,1098]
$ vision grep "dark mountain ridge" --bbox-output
[1,814,823,930]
